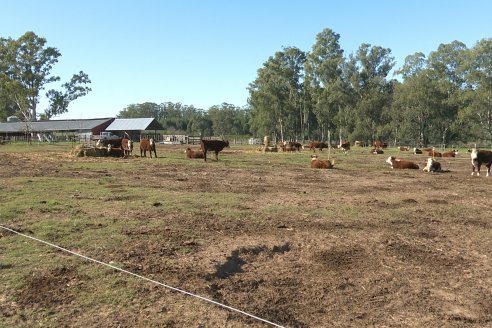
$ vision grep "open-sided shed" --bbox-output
[105,118,162,141]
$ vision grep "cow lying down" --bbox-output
[184,147,204,159]
[386,156,419,169]
[422,157,451,173]
[311,155,334,169]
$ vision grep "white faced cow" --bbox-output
[471,148,492,177]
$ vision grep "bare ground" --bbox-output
[0,145,491,327]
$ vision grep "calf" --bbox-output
[184,147,204,159]
[310,155,334,169]
[413,148,423,154]
[471,148,492,177]
[422,157,442,173]
[309,141,328,152]
[140,138,157,158]
[372,148,384,154]
[386,156,419,169]
[200,139,229,161]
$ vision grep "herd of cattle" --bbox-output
[72,138,492,177]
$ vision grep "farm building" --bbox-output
[104,118,162,141]
[0,117,162,142]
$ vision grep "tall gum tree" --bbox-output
[0,31,91,121]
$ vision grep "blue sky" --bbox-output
[2,0,491,119]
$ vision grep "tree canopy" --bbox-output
[0,31,91,122]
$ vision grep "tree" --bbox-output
[459,38,492,142]
[248,47,306,141]
[305,28,346,141]
[0,31,91,121]
[347,43,395,143]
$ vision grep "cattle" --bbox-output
[470,148,492,177]
[399,146,409,151]
[184,147,204,159]
[442,150,458,157]
[338,141,350,153]
[372,148,384,154]
[386,156,419,169]
[310,155,334,169]
[373,140,388,149]
[422,157,442,173]
[122,138,133,156]
[106,144,124,157]
[413,148,423,154]
[427,149,442,157]
[309,141,328,152]
[285,141,303,151]
[140,138,157,158]
[200,139,229,161]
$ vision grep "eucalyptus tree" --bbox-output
[304,28,346,141]
[347,43,395,143]
[248,47,306,141]
[426,41,468,145]
[393,52,448,146]
[0,32,91,121]
[459,38,492,142]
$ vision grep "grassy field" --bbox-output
[0,142,491,327]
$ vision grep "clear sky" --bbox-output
[2,0,491,119]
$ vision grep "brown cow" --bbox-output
[140,138,157,158]
[309,141,328,152]
[338,141,350,153]
[413,148,423,154]
[427,149,442,157]
[310,155,334,169]
[184,147,204,159]
[386,156,419,169]
[122,138,133,156]
[442,150,458,157]
[200,139,229,161]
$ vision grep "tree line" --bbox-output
[2,30,491,147]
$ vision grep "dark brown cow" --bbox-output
[414,148,423,154]
[471,148,492,177]
[286,141,303,151]
[140,138,157,158]
[309,141,328,152]
[423,157,442,173]
[200,139,229,161]
[386,156,419,169]
[338,141,350,153]
[372,148,384,154]
[184,147,204,159]
[310,155,334,169]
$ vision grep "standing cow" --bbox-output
[200,139,229,161]
[471,148,492,177]
[140,138,157,158]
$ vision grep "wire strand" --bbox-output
[0,224,284,328]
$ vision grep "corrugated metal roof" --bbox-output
[105,118,161,131]
[0,118,113,133]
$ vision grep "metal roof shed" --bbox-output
[105,118,162,140]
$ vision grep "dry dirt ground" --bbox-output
[0,144,491,327]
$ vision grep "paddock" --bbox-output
[0,142,490,327]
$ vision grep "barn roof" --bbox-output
[105,118,162,131]
[0,118,114,133]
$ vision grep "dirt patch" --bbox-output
[1,146,491,327]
